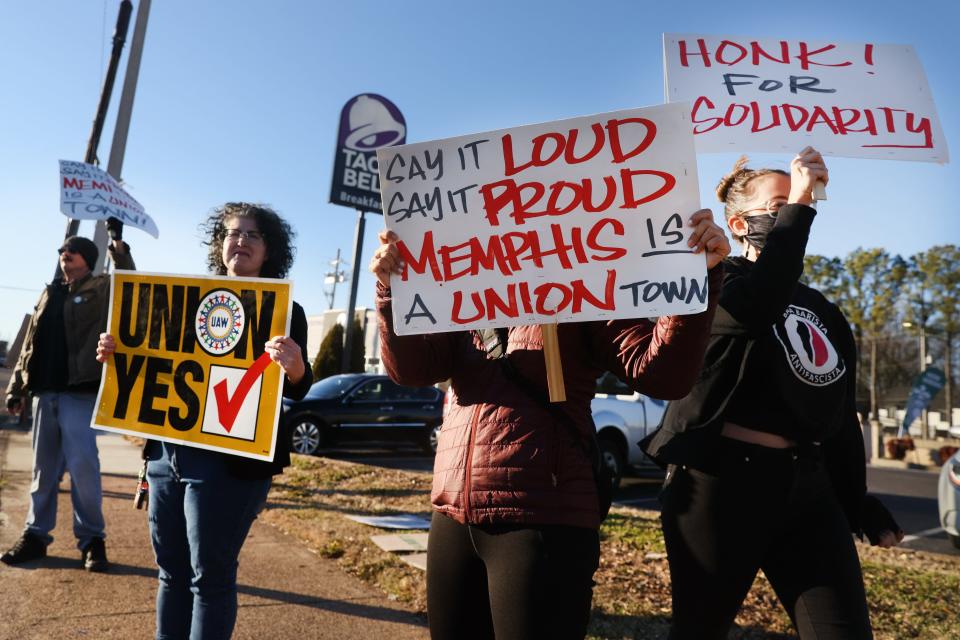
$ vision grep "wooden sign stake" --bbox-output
[540,323,566,402]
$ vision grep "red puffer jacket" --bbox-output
[376,267,722,530]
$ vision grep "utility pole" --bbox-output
[94,0,152,274]
[324,249,349,310]
[341,210,366,373]
[919,322,932,439]
[60,0,133,247]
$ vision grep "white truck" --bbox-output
[442,372,667,489]
[591,372,666,488]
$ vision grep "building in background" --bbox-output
[306,308,382,375]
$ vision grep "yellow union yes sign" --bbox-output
[93,271,292,461]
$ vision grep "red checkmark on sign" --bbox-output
[213,352,274,432]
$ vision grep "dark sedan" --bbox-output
[282,374,444,455]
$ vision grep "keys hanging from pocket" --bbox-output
[133,461,149,510]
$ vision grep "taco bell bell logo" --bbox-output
[330,93,406,212]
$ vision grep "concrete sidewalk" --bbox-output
[0,421,429,640]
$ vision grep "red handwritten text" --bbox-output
[691,96,933,149]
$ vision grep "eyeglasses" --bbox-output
[739,198,788,218]
[58,247,77,255]
[223,229,265,243]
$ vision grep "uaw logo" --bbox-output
[196,289,245,355]
[773,305,845,387]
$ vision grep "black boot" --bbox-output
[81,537,109,573]
[1,532,48,565]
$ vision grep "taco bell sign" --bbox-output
[329,94,406,213]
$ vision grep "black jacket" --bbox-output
[642,204,874,535]
[7,243,136,399]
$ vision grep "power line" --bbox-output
[0,285,41,293]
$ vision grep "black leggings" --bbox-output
[659,438,872,640]
[427,512,600,640]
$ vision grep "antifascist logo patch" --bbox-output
[196,289,245,355]
[773,305,845,387]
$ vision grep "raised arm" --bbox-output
[590,265,722,400]
[371,229,463,386]
[719,148,828,334]
[107,235,136,271]
[718,205,816,333]
[589,209,729,399]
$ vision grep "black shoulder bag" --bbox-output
[479,328,613,521]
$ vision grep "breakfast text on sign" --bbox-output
[378,104,708,334]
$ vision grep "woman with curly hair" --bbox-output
[642,148,902,639]
[98,202,312,639]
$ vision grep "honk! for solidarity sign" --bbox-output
[93,272,292,461]
[663,33,948,162]
[376,102,706,335]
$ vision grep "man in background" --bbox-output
[2,227,133,572]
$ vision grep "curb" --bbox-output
[869,457,941,473]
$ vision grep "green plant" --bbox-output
[311,318,365,380]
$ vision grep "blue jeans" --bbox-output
[25,392,105,550]
[147,442,270,640]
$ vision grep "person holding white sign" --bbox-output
[3,229,133,572]
[97,203,311,640]
[371,215,729,640]
[642,148,903,639]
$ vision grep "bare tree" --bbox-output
[909,245,960,429]
[816,249,908,420]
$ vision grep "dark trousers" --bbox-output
[427,512,600,640]
[659,438,873,640]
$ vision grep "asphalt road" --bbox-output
[617,464,956,557]
[865,466,953,556]
[319,445,957,558]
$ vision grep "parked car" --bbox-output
[283,374,444,455]
[937,448,960,549]
[592,372,665,488]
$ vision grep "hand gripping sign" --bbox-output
[376,103,706,399]
[93,271,292,461]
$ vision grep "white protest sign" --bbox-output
[59,160,160,237]
[376,103,707,336]
[664,33,948,163]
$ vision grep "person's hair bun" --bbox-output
[715,155,749,203]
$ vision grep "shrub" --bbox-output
[312,319,366,380]
[885,436,915,460]
[937,445,959,466]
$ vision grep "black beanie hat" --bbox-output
[61,236,99,271]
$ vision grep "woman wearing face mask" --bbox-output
[642,147,903,639]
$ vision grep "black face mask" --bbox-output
[742,214,777,251]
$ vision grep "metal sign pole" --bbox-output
[341,209,367,373]
[93,0,152,274]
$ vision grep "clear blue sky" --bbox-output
[1,0,957,344]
